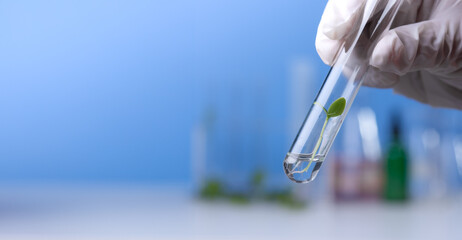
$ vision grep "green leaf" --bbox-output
[327,97,346,118]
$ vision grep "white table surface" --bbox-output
[0,184,461,240]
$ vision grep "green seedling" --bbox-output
[299,97,346,173]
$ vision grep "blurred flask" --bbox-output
[440,110,462,196]
[383,113,408,201]
[191,80,258,198]
[406,107,450,200]
[357,108,383,200]
[333,106,382,201]
[441,133,462,196]
[288,58,314,138]
[223,83,256,194]
[191,104,222,197]
[333,108,362,201]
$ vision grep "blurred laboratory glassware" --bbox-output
[333,108,362,201]
[357,107,383,199]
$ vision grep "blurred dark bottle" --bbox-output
[383,114,408,201]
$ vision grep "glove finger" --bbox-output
[316,0,367,65]
[369,20,447,75]
[315,31,344,65]
[320,0,367,40]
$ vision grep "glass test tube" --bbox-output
[284,0,404,183]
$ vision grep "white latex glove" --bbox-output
[316,0,462,109]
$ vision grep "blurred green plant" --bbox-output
[199,179,224,199]
[199,170,305,209]
[227,193,251,205]
[251,169,265,188]
[265,190,305,209]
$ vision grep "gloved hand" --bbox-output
[316,0,462,109]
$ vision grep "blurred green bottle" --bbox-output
[383,114,408,201]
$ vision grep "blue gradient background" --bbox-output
[0,0,449,183]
